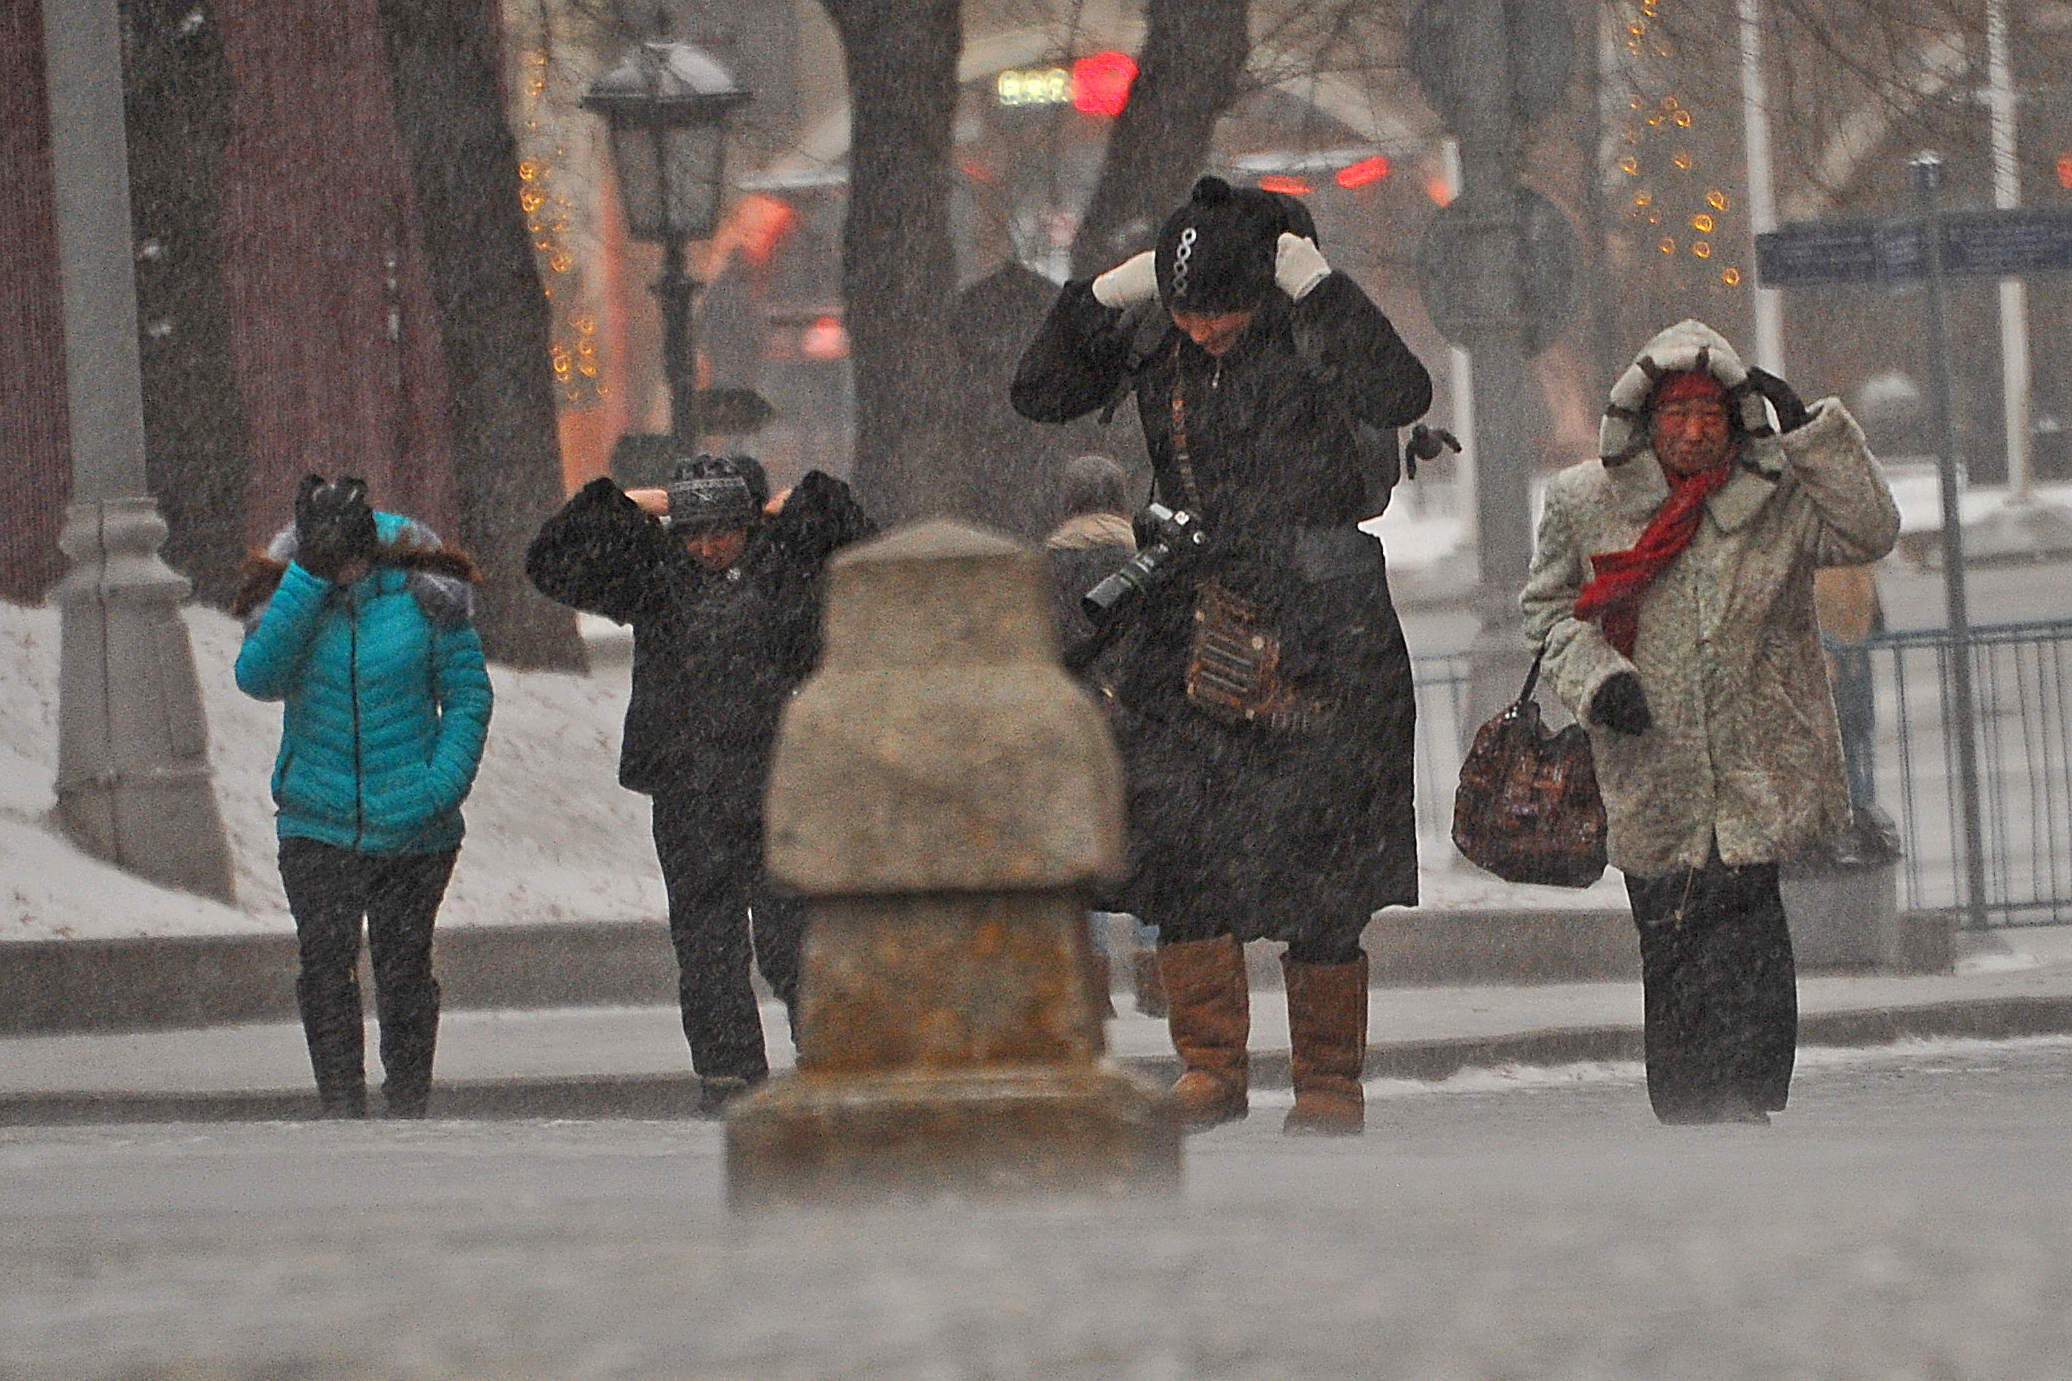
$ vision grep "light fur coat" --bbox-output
[1521,319,1901,876]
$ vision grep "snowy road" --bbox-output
[7,1039,2072,1379]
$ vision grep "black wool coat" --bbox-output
[1011,275,1432,943]
[525,471,873,809]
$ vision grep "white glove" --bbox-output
[1275,232,1331,301]
[1091,250,1159,308]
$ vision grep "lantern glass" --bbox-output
[606,118,726,242]
[606,120,667,241]
[661,120,726,239]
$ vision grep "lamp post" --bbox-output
[583,36,750,451]
[41,0,234,901]
[1910,152,1989,933]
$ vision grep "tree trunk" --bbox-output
[119,0,250,608]
[374,0,584,670]
[1070,0,1251,279]
[818,0,964,525]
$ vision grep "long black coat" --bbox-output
[1011,275,1431,944]
[525,472,872,809]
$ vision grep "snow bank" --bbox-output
[1,593,1625,944]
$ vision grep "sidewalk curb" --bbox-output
[6,995,2067,1127]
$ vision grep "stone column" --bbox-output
[725,521,1180,1208]
[43,0,234,902]
[53,500,235,900]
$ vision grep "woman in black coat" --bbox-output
[1012,176,1435,1135]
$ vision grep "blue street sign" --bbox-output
[1756,208,2072,288]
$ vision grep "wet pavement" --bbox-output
[7,1038,2072,1379]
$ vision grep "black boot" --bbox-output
[367,850,454,1119]
[298,968,368,1119]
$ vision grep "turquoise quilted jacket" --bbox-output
[234,513,493,855]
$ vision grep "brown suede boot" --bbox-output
[1282,952,1369,1135]
[1158,935,1249,1129]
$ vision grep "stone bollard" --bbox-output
[725,521,1180,1208]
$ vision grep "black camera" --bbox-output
[1081,502,1209,623]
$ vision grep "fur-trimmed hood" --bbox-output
[1598,318,1786,476]
[1593,318,1796,536]
[233,514,480,628]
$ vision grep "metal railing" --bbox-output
[1868,620,2072,927]
[1410,620,2072,928]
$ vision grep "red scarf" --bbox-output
[1571,462,1733,657]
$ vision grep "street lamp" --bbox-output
[583,37,750,449]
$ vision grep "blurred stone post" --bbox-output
[725,521,1180,1208]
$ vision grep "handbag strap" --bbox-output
[1516,645,1547,709]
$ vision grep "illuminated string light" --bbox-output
[1616,1,1741,294]
[515,47,605,405]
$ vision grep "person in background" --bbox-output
[1043,452,1164,1019]
[1522,319,1899,1125]
[1814,563,1885,812]
[525,453,872,1115]
[233,476,492,1118]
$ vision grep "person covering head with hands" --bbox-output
[1013,175,1440,1137]
[233,476,493,1119]
[526,451,874,1116]
[1521,320,1899,1125]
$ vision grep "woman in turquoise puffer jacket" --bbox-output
[234,476,493,1118]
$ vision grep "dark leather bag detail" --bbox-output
[1184,581,1329,734]
[1451,649,1608,888]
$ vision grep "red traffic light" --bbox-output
[2058,152,2072,190]
[1072,51,1137,117]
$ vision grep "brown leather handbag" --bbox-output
[1452,648,1608,888]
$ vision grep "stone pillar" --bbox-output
[54,500,236,901]
[725,521,1180,1208]
[43,0,235,902]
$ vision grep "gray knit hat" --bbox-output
[666,453,766,531]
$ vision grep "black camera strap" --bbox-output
[1165,338,1208,517]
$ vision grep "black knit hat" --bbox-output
[1155,176,1312,312]
[666,453,767,531]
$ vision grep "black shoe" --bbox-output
[384,1089,430,1119]
[1657,1102,1772,1126]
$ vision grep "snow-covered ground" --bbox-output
[1,596,1631,944]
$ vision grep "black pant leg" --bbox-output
[751,885,805,1036]
[1723,862,1797,1111]
[652,791,768,1081]
[365,848,458,1117]
[1629,869,1706,1121]
[279,837,369,1117]
[1628,855,1798,1122]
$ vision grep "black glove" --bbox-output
[1405,424,1463,463]
[1744,365,1812,433]
[1590,671,1653,737]
[293,474,377,583]
[771,470,874,565]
